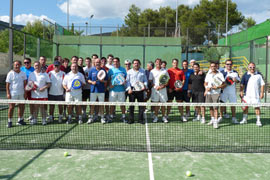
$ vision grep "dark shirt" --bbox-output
[66,66,86,76]
[188,72,206,92]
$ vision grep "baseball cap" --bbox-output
[53,61,61,66]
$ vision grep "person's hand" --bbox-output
[260,92,264,99]
[92,81,97,85]
[212,85,217,90]
[169,88,173,93]
[66,88,71,92]
[128,89,133,95]
[39,86,46,92]
[198,70,203,75]
[175,88,181,92]
[233,77,237,82]
[204,91,207,97]
[206,87,211,91]
[109,84,114,89]
[7,93,11,99]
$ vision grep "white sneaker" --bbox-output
[193,115,201,122]
[182,116,187,122]
[101,117,106,124]
[224,114,230,119]
[240,119,247,124]
[78,119,83,124]
[256,120,262,127]
[232,117,239,124]
[162,116,168,123]
[201,117,206,124]
[27,115,33,121]
[30,119,37,125]
[42,119,47,126]
[207,119,214,125]
[58,115,63,123]
[87,117,94,124]
[153,116,158,123]
[186,112,190,118]
[48,115,53,123]
[213,120,218,129]
[217,117,223,123]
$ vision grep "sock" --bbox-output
[68,115,72,119]
[243,114,248,119]
[8,118,12,123]
[197,115,201,119]
[122,114,125,118]
[78,115,82,120]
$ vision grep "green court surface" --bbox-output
[1,150,270,180]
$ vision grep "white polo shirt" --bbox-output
[28,71,51,98]
[6,70,27,96]
[48,70,65,96]
[63,71,86,96]
[246,72,265,99]
[205,71,225,95]
[222,70,240,95]
[149,68,169,88]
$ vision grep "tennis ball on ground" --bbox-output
[64,152,68,157]
[186,171,192,177]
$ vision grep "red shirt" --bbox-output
[168,67,185,89]
[46,64,65,73]
[101,65,109,72]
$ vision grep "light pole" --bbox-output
[89,14,94,35]
[225,0,229,45]
[85,22,88,35]
[9,0,13,70]
[175,0,178,37]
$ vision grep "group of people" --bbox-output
[6,54,265,128]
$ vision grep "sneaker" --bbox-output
[42,119,47,126]
[101,117,106,124]
[82,112,87,119]
[58,116,63,123]
[256,120,262,127]
[207,119,214,125]
[201,117,206,124]
[213,120,218,129]
[16,119,26,126]
[107,115,113,123]
[78,119,83,124]
[232,117,239,124]
[122,116,128,123]
[48,116,53,123]
[153,116,158,123]
[30,119,37,125]
[66,118,73,124]
[240,119,247,124]
[193,115,201,122]
[182,116,187,122]
[217,117,223,123]
[224,114,230,119]
[162,116,168,123]
[27,115,33,121]
[186,112,190,118]
[7,122,12,128]
[87,117,94,124]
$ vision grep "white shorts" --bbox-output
[220,93,237,103]
[151,87,168,102]
[109,91,125,102]
[243,96,260,104]
[90,93,105,102]
[65,93,82,102]
[11,94,24,100]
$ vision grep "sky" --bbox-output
[0,0,269,28]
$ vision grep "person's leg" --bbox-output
[129,92,135,123]
[137,91,145,123]
[7,103,15,127]
[255,107,262,126]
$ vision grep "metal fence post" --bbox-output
[23,33,26,59]
[100,26,103,57]
[265,36,269,102]
[37,38,40,59]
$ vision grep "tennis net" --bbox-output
[0,100,270,153]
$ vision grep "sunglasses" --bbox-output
[125,64,130,65]
[249,67,255,69]
[226,64,232,65]
[24,62,30,64]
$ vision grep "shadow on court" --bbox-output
[0,124,78,180]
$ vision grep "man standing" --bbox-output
[204,62,225,129]
[126,59,148,124]
[48,61,65,123]
[182,60,194,118]
[188,63,206,123]
[63,63,86,124]
[39,56,48,73]
[87,58,108,124]
[219,59,240,124]
[240,62,265,127]
[167,58,186,122]
[28,61,51,125]
[46,56,65,73]
[149,58,169,123]
[6,60,27,128]
[106,54,114,69]
[108,57,127,123]
[82,57,92,118]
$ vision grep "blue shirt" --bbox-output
[108,67,127,92]
[21,66,34,79]
[126,68,148,91]
[88,67,108,93]
[183,69,194,90]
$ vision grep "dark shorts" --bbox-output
[168,90,183,101]
[105,90,109,100]
[182,90,190,102]
[82,89,90,100]
[192,91,205,103]
[48,94,64,101]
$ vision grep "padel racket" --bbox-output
[113,73,125,85]
[71,79,82,89]
[212,74,223,88]
[174,80,183,89]
[240,95,248,111]
[133,81,145,91]
[25,81,38,92]
[159,74,170,85]
[97,69,106,81]
[225,76,234,85]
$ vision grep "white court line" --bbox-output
[145,115,155,180]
